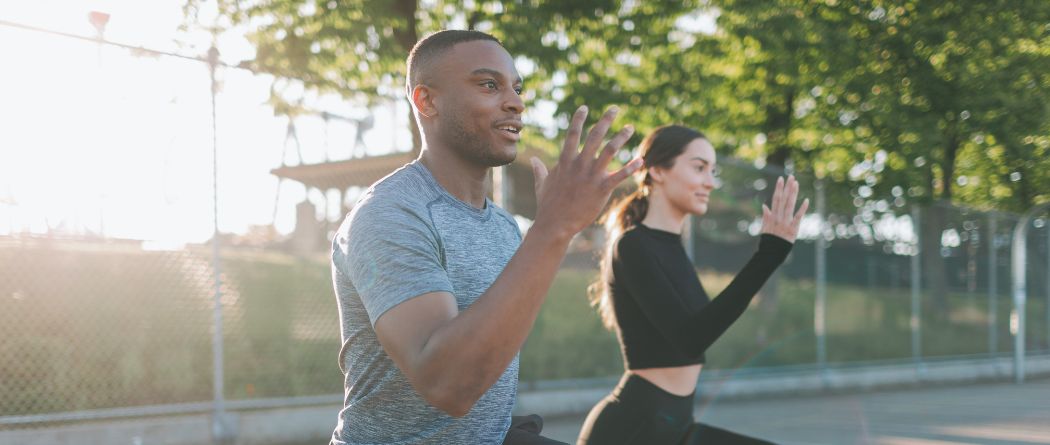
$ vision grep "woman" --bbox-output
[576,125,808,445]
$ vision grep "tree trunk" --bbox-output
[922,126,962,314]
[941,127,959,202]
[391,0,421,155]
[763,87,794,169]
[921,202,949,315]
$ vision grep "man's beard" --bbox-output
[442,111,516,167]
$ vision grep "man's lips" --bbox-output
[495,119,523,140]
[495,120,522,132]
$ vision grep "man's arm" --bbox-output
[374,106,641,417]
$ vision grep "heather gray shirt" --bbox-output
[331,161,522,445]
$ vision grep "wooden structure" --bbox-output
[270,146,544,252]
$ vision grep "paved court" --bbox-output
[540,379,1050,444]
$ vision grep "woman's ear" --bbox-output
[647,166,665,185]
[411,85,437,118]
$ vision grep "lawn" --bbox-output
[1,243,1045,416]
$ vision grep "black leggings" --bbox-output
[577,373,774,445]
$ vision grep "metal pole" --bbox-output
[492,165,506,211]
[207,46,232,444]
[815,180,827,371]
[1011,215,1028,383]
[989,213,998,355]
[682,214,695,262]
[911,205,922,366]
[1008,203,1050,383]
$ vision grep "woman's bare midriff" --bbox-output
[632,364,703,396]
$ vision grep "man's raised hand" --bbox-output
[530,105,642,238]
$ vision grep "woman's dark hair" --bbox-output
[588,124,708,330]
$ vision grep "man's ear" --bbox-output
[411,85,437,118]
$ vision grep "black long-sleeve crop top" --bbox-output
[607,224,793,369]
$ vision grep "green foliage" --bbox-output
[810,0,1050,212]
[185,0,1050,211]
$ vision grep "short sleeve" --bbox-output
[334,199,453,325]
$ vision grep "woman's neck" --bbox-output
[640,189,686,234]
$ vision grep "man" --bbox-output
[331,29,641,445]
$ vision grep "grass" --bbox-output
[520,267,1049,381]
[1,243,1047,416]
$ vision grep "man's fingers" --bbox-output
[594,125,634,172]
[580,106,619,162]
[560,106,588,164]
[530,157,548,194]
[605,157,644,187]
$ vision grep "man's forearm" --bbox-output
[414,222,573,414]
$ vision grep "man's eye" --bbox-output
[482,81,497,89]
[514,87,523,95]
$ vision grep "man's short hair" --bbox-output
[405,30,502,97]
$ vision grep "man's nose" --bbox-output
[503,91,524,114]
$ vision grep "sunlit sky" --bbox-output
[0,1,413,247]
[0,3,922,249]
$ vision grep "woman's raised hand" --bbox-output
[760,175,809,243]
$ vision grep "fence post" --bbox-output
[814,180,827,375]
[1011,215,1028,383]
[207,45,234,444]
[910,205,922,369]
[682,214,694,262]
[1008,203,1050,383]
[988,212,998,356]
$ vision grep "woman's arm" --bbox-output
[619,176,807,357]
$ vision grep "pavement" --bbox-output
[538,378,1050,444]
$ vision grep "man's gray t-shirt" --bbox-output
[330,161,522,445]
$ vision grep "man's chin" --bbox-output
[486,145,518,167]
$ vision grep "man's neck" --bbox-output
[418,145,490,209]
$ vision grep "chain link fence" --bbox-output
[2,18,1049,443]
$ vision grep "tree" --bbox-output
[183,2,1050,313]
[807,0,1050,309]
[183,0,703,155]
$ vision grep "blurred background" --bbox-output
[2,1,1049,444]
